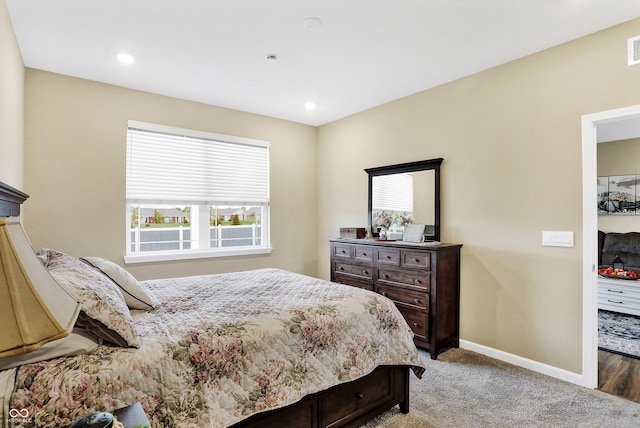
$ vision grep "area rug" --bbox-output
[599,309,640,359]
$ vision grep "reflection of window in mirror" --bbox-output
[372,171,435,238]
[372,173,413,236]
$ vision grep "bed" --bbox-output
[0,182,425,428]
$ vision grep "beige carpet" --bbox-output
[364,348,640,428]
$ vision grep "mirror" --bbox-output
[366,158,442,242]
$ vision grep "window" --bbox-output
[125,121,271,263]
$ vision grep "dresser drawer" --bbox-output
[397,307,428,341]
[377,267,430,290]
[599,279,640,299]
[376,248,400,266]
[332,243,353,259]
[354,246,374,262]
[334,273,374,291]
[402,250,430,270]
[598,278,640,316]
[321,366,393,427]
[239,396,316,428]
[378,284,428,312]
[334,262,373,279]
[598,295,640,316]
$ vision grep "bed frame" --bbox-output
[0,181,29,217]
[0,181,411,427]
[232,365,409,428]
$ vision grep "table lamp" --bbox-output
[0,217,80,358]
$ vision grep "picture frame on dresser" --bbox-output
[403,224,426,243]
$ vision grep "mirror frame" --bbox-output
[365,158,443,242]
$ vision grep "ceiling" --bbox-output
[6,1,640,127]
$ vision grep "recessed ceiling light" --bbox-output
[304,102,317,110]
[303,17,323,31]
[265,54,278,62]
[116,52,135,65]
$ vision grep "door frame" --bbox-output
[581,104,640,388]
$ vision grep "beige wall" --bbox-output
[598,137,640,233]
[0,0,24,188]
[23,70,318,280]
[317,18,640,373]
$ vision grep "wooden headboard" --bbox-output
[0,181,29,217]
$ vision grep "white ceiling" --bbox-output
[6,0,640,126]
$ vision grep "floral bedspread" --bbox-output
[6,268,425,427]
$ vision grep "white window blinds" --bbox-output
[126,121,270,205]
[372,172,413,212]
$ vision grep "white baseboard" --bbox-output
[459,340,586,387]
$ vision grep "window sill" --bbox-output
[123,246,272,264]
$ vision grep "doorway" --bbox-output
[582,105,640,389]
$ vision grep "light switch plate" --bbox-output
[542,231,574,247]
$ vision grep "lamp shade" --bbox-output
[0,217,80,358]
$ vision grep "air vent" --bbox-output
[628,35,640,66]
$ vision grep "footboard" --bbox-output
[232,365,410,428]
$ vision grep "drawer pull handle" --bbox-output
[341,250,346,254]
[357,393,365,400]
[413,322,420,328]
[414,279,422,284]
[607,289,624,294]
[340,267,344,271]
[414,299,422,305]
[414,258,420,263]
[381,292,388,297]
[362,252,367,256]
[607,300,624,304]
[363,270,369,275]
[383,274,390,279]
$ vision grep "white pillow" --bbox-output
[40,249,140,348]
[80,257,156,310]
[0,328,100,370]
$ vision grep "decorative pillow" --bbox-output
[37,248,140,348]
[80,257,156,310]
[0,328,101,370]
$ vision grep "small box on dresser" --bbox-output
[329,238,462,359]
[340,227,366,239]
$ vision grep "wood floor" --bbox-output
[598,349,640,403]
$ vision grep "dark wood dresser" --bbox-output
[329,238,462,359]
